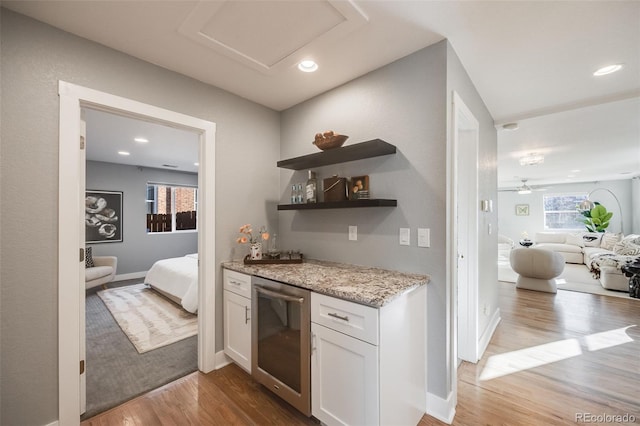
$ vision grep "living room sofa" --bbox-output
[533,232,640,291]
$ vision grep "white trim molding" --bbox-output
[58,81,216,426]
[478,308,501,360]
[426,390,456,424]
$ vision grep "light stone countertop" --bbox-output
[221,259,429,307]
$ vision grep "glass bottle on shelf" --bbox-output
[306,171,317,203]
[291,184,297,204]
[297,183,304,204]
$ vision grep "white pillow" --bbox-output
[582,232,603,247]
[622,234,640,245]
[613,240,640,256]
[601,233,623,251]
[565,233,585,247]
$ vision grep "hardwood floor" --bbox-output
[83,282,640,425]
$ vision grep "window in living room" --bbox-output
[146,183,198,233]
[543,193,588,230]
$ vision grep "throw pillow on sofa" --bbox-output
[582,232,603,247]
[601,233,623,250]
[613,240,640,256]
[85,246,95,268]
[565,233,585,247]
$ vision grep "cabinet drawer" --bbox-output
[311,292,378,345]
[223,269,251,299]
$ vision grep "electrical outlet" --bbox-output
[349,226,357,241]
[399,228,410,246]
[418,228,430,247]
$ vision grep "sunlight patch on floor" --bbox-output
[480,325,637,381]
[584,326,635,352]
[479,339,582,381]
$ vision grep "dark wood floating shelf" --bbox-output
[277,139,396,170]
[278,199,397,210]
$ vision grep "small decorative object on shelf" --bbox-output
[349,175,370,200]
[236,224,269,260]
[323,175,348,202]
[312,130,349,151]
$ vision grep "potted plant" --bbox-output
[580,202,613,232]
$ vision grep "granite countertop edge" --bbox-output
[221,259,430,308]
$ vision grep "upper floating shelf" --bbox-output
[277,139,396,170]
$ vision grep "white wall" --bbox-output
[498,179,634,243]
[0,9,279,425]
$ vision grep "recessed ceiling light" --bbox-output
[118,151,130,156]
[134,137,149,143]
[571,169,581,173]
[194,162,199,167]
[502,123,519,131]
[593,64,623,76]
[298,60,318,73]
[567,174,575,178]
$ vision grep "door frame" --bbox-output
[58,81,216,425]
[453,91,480,364]
[447,91,479,411]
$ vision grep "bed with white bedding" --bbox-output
[144,253,198,313]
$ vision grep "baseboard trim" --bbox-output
[114,271,147,282]
[426,390,456,424]
[215,350,232,370]
[44,421,59,426]
[478,308,501,359]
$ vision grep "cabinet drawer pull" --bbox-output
[328,312,349,322]
[229,279,242,286]
[245,306,250,324]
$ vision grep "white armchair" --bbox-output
[85,256,117,290]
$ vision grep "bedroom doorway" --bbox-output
[58,81,216,425]
[82,107,201,418]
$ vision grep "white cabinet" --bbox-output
[311,288,426,426]
[223,269,252,372]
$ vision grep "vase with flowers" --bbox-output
[237,224,269,260]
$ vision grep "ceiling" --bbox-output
[4,1,639,185]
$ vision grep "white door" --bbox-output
[79,118,87,414]
[452,92,480,364]
[223,290,251,372]
[311,323,379,426]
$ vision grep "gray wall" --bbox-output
[279,40,497,400]
[86,161,199,274]
[0,9,280,425]
[498,179,636,242]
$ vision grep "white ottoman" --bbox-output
[510,248,565,293]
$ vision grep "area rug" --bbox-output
[98,283,197,353]
[498,261,635,300]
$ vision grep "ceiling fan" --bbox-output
[499,178,548,194]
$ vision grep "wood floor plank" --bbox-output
[83,281,640,425]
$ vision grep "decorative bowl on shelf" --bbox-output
[312,131,348,151]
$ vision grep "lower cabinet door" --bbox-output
[223,290,251,372]
[311,322,379,426]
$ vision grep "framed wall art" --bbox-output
[515,204,529,216]
[85,190,123,243]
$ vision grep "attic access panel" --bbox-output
[178,0,368,74]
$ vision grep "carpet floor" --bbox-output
[82,282,198,420]
[498,260,635,300]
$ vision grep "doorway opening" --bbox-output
[81,107,201,418]
[58,81,216,425]
[447,91,480,418]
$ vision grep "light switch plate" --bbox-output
[349,225,357,241]
[399,228,410,246]
[418,228,430,248]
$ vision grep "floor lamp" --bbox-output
[578,188,624,232]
